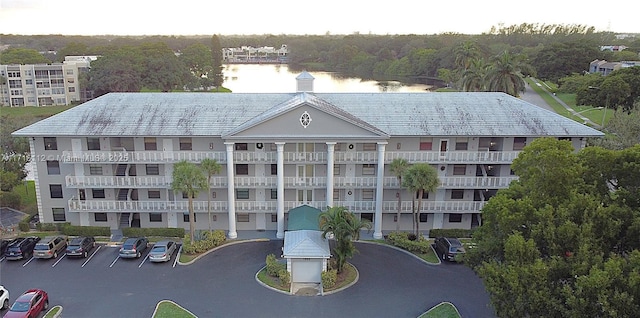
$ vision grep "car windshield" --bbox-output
[152,246,166,253]
[449,246,465,253]
[70,239,84,245]
[10,301,30,312]
[34,244,50,250]
[68,245,81,249]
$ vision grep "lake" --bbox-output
[222,64,432,93]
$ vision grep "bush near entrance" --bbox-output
[428,228,474,238]
[387,231,432,253]
[181,230,226,254]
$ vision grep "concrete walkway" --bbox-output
[523,78,602,129]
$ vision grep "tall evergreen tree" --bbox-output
[211,34,224,90]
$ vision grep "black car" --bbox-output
[65,236,96,258]
[118,237,149,258]
[0,238,18,255]
[434,237,466,262]
[4,236,41,260]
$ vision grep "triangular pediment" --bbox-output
[222,93,389,140]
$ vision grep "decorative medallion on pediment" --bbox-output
[300,111,312,128]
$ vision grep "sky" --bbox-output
[1,0,638,36]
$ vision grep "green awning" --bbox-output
[287,205,322,231]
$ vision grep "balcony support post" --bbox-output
[276,142,286,239]
[224,142,238,239]
[374,142,387,239]
[326,142,336,208]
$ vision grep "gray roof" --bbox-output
[13,91,604,138]
[283,230,331,259]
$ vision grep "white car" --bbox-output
[0,285,9,309]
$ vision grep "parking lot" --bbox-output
[0,240,495,318]
[0,241,180,270]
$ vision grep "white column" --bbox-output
[374,142,387,239]
[325,142,336,208]
[224,142,237,239]
[276,142,285,239]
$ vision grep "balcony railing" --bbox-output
[61,150,521,164]
[67,199,485,214]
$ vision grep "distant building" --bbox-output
[13,72,603,239]
[223,45,288,63]
[0,56,98,107]
[600,45,628,52]
[589,59,640,76]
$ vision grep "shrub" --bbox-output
[387,231,432,253]
[0,191,21,208]
[278,268,290,287]
[321,269,337,288]
[122,227,185,238]
[266,253,285,276]
[60,224,110,237]
[37,222,64,231]
[428,228,474,238]
[181,230,226,254]
[18,221,29,232]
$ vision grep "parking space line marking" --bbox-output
[138,253,149,268]
[82,246,101,268]
[173,245,182,268]
[52,254,66,267]
[109,254,119,268]
[22,257,34,267]
[0,257,5,262]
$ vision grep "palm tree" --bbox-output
[319,206,372,273]
[171,160,207,242]
[200,158,221,232]
[402,163,440,236]
[389,158,409,232]
[486,50,527,97]
[460,58,489,92]
[454,40,481,70]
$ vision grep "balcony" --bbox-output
[66,175,171,188]
[67,199,485,214]
[61,149,521,164]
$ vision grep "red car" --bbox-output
[3,289,48,318]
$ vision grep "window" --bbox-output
[179,138,192,150]
[182,192,189,199]
[236,164,249,175]
[362,189,374,200]
[89,165,103,175]
[270,164,277,175]
[449,214,462,223]
[270,189,277,200]
[333,165,340,175]
[92,189,105,199]
[47,160,60,175]
[144,137,157,150]
[363,143,376,151]
[455,142,468,150]
[183,213,196,222]
[333,189,340,200]
[453,165,466,176]
[50,184,63,198]
[419,142,432,150]
[237,213,250,222]
[94,213,107,222]
[148,190,161,199]
[361,213,374,222]
[513,137,527,150]
[52,208,66,221]
[87,137,101,150]
[236,189,249,200]
[362,164,375,175]
[235,143,248,151]
[149,213,162,222]
[271,214,277,222]
[451,189,464,199]
[146,164,160,175]
[44,137,57,150]
[419,213,428,223]
[415,191,429,199]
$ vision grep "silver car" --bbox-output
[148,240,177,262]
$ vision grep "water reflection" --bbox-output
[222,64,431,93]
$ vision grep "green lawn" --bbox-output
[419,302,461,318]
[153,301,196,318]
[0,104,76,120]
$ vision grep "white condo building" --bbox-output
[13,73,603,239]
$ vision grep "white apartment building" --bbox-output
[0,56,94,107]
[13,73,603,239]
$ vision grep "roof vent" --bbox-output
[296,71,314,93]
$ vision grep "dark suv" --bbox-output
[4,237,41,260]
[66,236,96,258]
[434,237,466,262]
[119,237,149,258]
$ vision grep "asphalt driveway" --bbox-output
[0,240,495,318]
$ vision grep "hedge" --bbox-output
[61,224,111,237]
[122,227,185,238]
[386,231,432,254]
[428,228,474,238]
[181,230,226,254]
